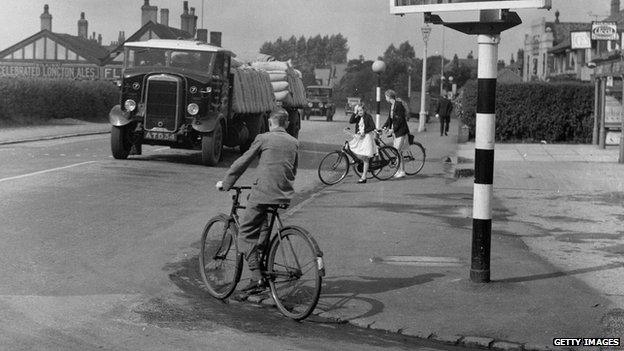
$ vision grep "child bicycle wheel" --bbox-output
[318,151,349,185]
[371,146,400,180]
[403,142,426,175]
[199,214,243,299]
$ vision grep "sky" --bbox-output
[0,0,611,64]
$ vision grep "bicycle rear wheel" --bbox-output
[403,142,426,175]
[371,146,400,180]
[267,226,323,320]
[318,151,349,185]
[199,214,243,299]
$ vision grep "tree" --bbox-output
[259,34,349,86]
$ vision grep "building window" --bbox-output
[57,44,67,60]
[533,58,538,76]
[45,38,55,60]
[24,43,34,59]
[68,49,78,61]
[35,38,44,60]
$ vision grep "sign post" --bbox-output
[389,0,550,283]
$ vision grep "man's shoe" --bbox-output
[445,132,448,136]
[357,178,367,184]
[240,278,268,293]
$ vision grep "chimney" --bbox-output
[97,34,102,45]
[554,9,560,24]
[78,12,88,38]
[197,29,208,43]
[181,1,191,34]
[612,0,621,17]
[210,31,222,47]
[141,0,158,26]
[118,31,126,44]
[189,7,197,36]
[160,8,169,27]
[40,4,52,31]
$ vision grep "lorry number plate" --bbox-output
[144,131,176,141]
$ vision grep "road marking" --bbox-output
[0,161,97,183]
[370,256,463,267]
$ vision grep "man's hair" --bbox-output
[384,89,397,99]
[269,108,289,127]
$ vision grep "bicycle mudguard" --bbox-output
[279,225,324,258]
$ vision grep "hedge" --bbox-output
[0,78,119,126]
[456,80,594,143]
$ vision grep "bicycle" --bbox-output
[317,128,400,185]
[401,133,426,175]
[199,186,325,321]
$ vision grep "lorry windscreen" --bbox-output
[306,88,332,98]
[125,47,216,74]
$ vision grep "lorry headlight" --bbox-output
[319,103,325,108]
[308,102,313,107]
[187,103,199,115]
[124,99,137,112]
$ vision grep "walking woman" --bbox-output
[349,104,377,183]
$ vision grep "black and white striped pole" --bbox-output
[372,60,386,129]
[470,11,500,283]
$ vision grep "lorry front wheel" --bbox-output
[201,123,223,166]
[111,125,131,159]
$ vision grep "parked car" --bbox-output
[302,85,335,121]
[345,97,361,116]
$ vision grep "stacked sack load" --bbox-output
[251,60,307,109]
[231,65,277,114]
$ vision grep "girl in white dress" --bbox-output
[348,105,378,183]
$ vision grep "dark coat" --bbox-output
[382,101,410,137]
[349,112,376,134]
[222,127,298,204]
[436,97,453,117]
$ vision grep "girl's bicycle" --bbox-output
[317,128,400,185]
[199,186,325,321]
[402,133,426,175]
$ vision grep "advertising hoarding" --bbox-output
[570,31,592,50]
[389,0,551,14]
[591,22,619,41]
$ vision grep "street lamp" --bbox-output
[449,76,455,96]
[372,60,386,129]
[407,65,413,99]
[419,25,432,133]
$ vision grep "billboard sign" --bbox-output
[389,0,551,14]
[570,31,592,49]
[591,22,619,41]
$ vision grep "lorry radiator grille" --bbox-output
[145,75,180,132]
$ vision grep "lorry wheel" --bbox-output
[201,123,223,166]
[239,113,266,153]
[326,109,334,122]
[111,125,131,159]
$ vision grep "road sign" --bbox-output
[592,21,619,41]
[570,31,592,50]
[389,0,551,14]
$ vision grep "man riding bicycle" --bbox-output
[216,108,299,292]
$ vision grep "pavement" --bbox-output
[2,119,624,350]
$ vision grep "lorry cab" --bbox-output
[302,85,335,122]
[109,39,234,166]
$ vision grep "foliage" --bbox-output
[457,80,595,143]
[259,34,349,86]
[0,78,119,126]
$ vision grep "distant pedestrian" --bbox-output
[436,91,453,137]
[382,89,409,178]
[349,104,377,184]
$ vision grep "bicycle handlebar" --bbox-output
[229,186,252,191]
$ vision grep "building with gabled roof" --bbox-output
[0,1,221,81]
[523,9,592,82]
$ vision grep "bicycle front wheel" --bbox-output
[403,142,426,175]
[267,227,323,320]
[371,146,400,180]
[199,214,243,299]
[318,151,348,185]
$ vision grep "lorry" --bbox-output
[302,85,335,121]
[108,39,304,166]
